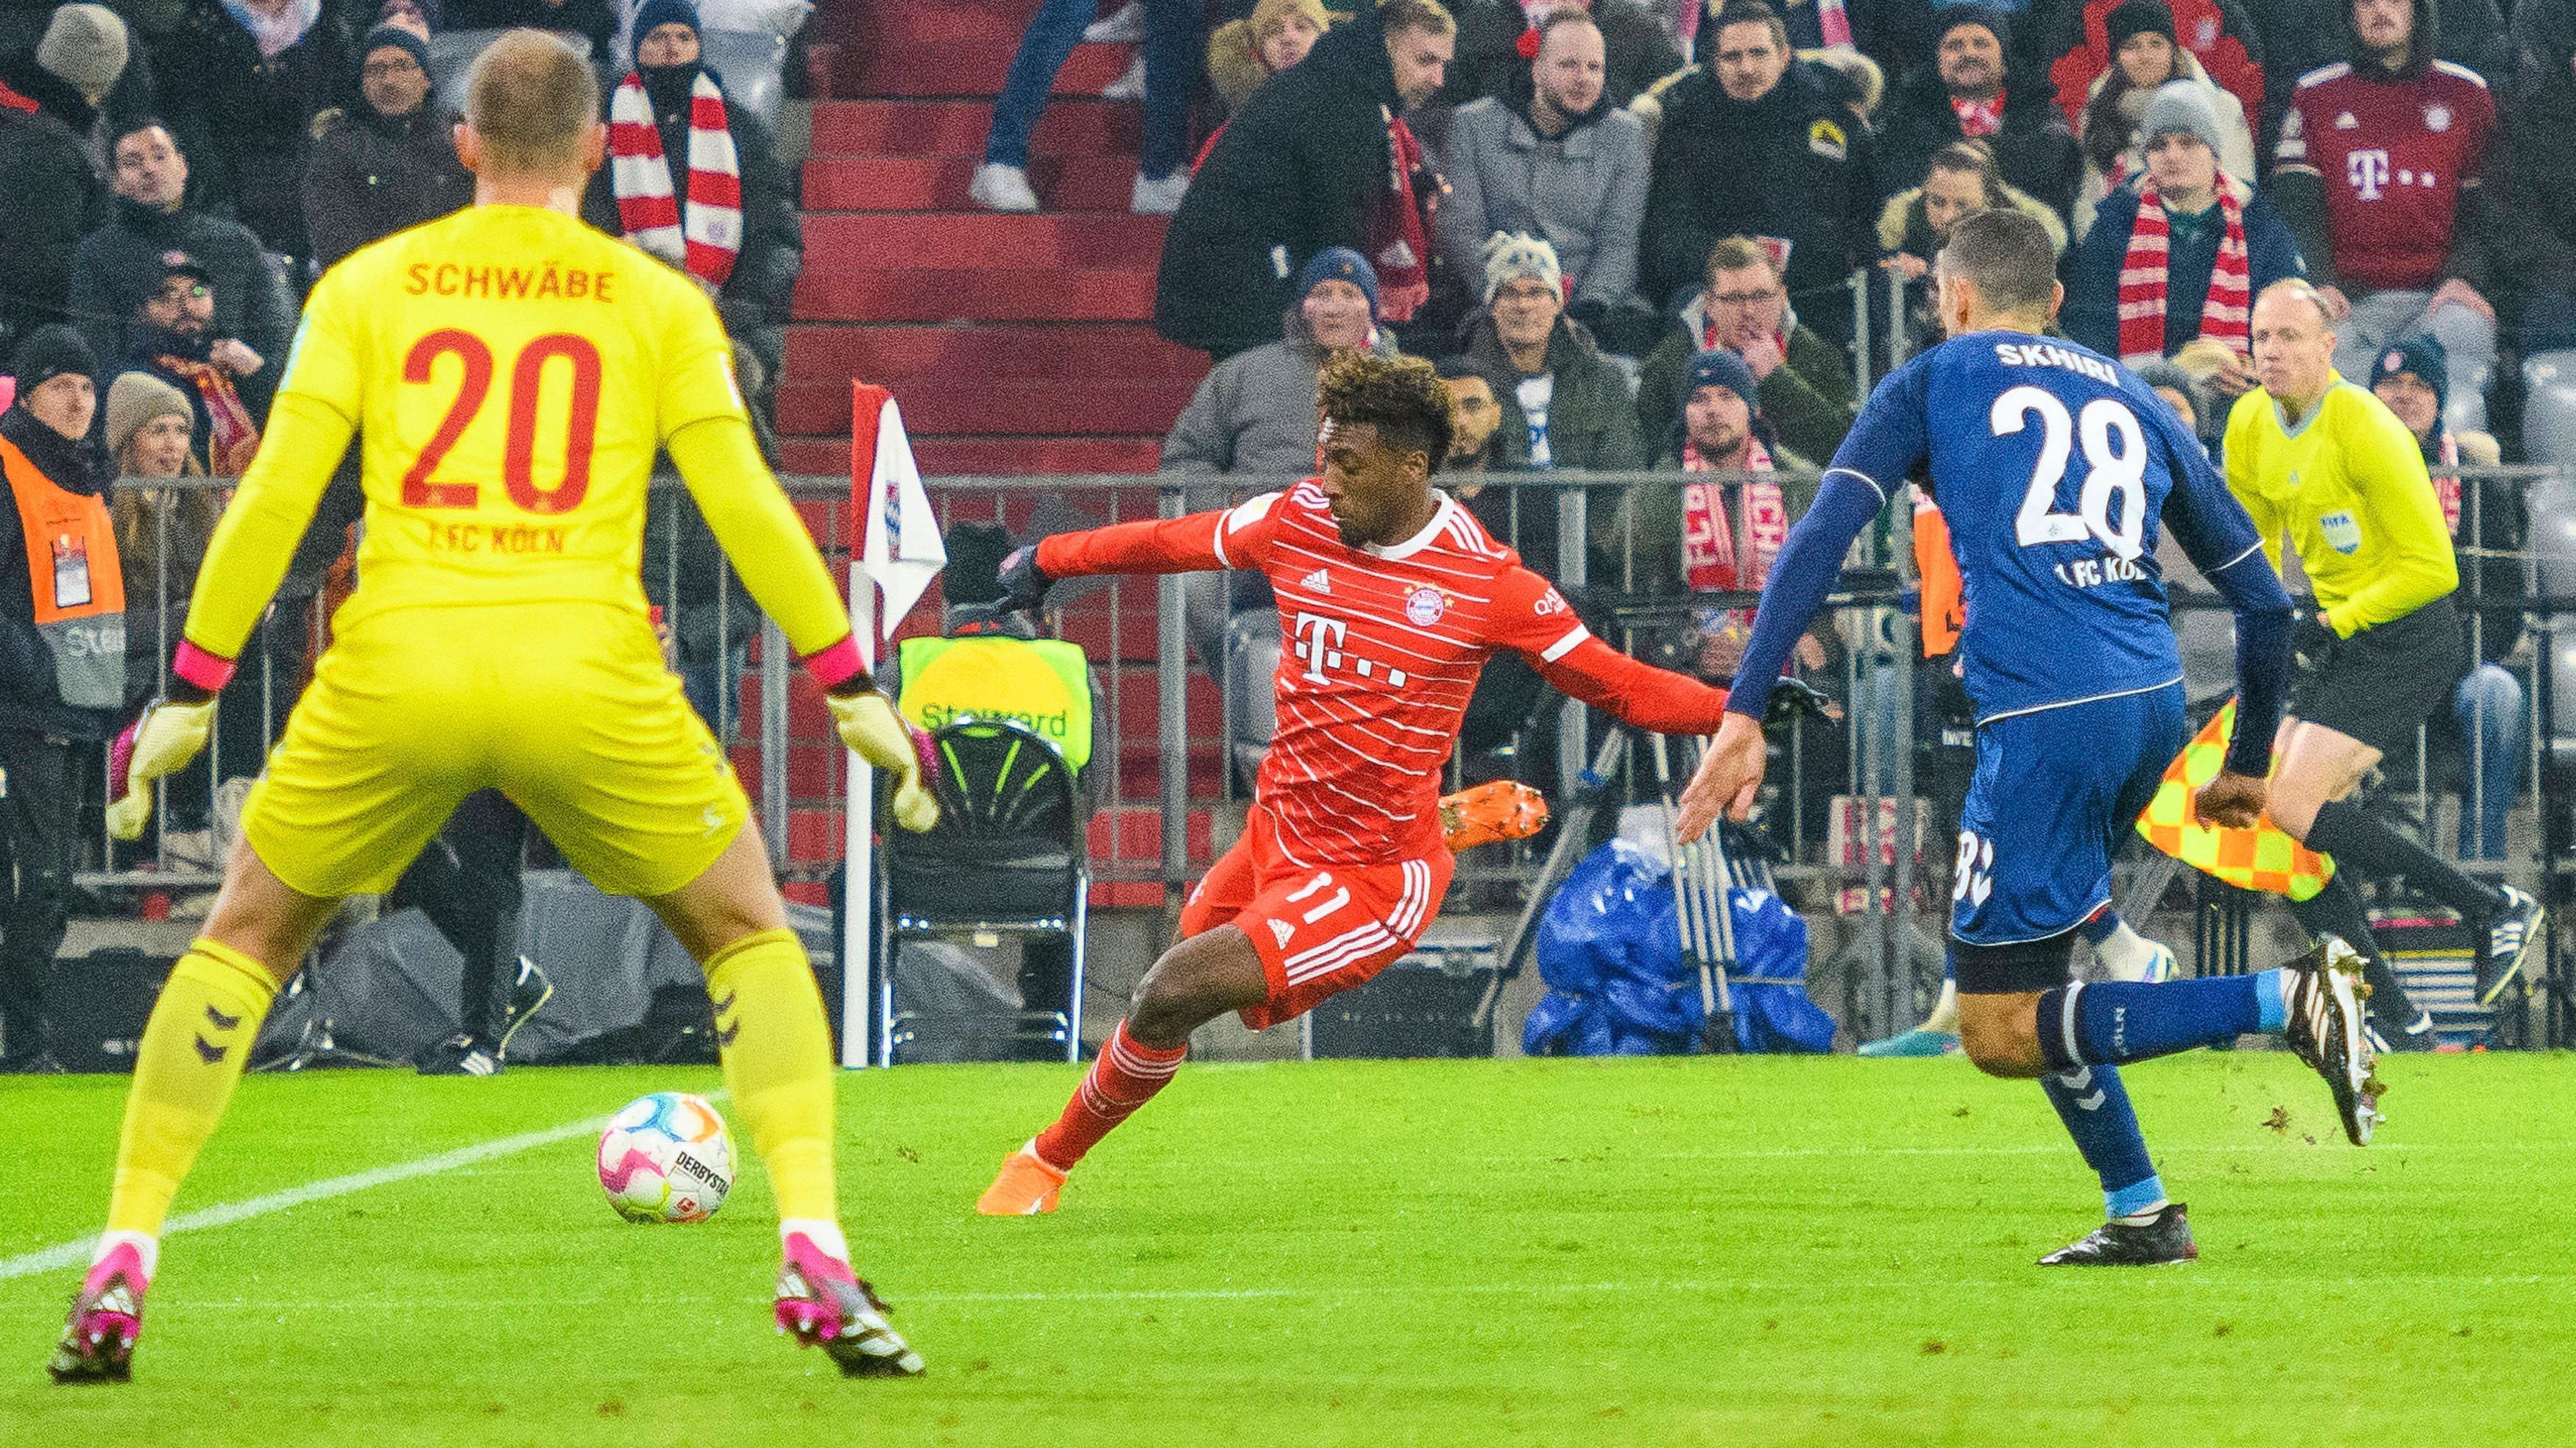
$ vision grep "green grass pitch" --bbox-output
[8,1052,2575,1446]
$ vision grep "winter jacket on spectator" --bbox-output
[1437,0,1678,108]
[2073,49,2254,238]
[1461,307,1643,469]
[2268,0,2495,299]
[0,402,121,741]
[1437,95,1652,313]
[1633,300,1858,466]
[579,65,802,339]
[68,202,298,421]
[2063,174,2302,356]
[2038,0,2263,135]
[1161,308,1398,478]
[185,0,355,259]
[1878,50,2083,222]
[303,100,471,269]
[0,59,107,344]
[1640,58,1878,314]
[304,107,470,270]
[1875,174,2067,257]
[1154,4,1412,355]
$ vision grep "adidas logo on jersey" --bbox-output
[1301,569,1331,594]
[1269,919,1295,947]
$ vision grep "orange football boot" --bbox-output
[975,1140,1069,1215]
[1440,780,1549,851]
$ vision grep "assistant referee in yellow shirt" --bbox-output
[2224,280,2542,1041]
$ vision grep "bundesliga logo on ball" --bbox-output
[598,1091,735,1224]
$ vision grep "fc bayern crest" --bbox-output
[1405,586,1446,625]
[2425,102,2452,132]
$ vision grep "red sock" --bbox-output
[1033,1019,1186,1170]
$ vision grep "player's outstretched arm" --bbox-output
[666,415,939,830]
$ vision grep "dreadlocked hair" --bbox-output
[1317,350,1455,472]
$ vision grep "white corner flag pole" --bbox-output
[843,388,945,1068]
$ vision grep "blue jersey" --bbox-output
[1827,332,2267,722]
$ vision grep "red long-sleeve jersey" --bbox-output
[1037,481,1731,866]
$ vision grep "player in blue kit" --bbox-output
[1678,208,2379,1266]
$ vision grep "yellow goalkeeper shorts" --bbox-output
[241,600,750,899]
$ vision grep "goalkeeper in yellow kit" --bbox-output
[50,32,932,1383]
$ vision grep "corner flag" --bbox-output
[852,383,945,637]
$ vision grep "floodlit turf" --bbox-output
[10,1052,2576,1446]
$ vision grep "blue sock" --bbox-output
[2036,973,2273,1069]
[2039,1062,2165,1220]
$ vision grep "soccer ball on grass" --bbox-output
[597,1091,734,1224]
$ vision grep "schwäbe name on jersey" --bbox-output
[1991,340,2120,386]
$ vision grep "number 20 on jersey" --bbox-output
[402,329,604,514]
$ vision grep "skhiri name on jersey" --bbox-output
[1991,341,2119,386]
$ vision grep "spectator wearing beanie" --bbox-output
[103,370,218,722]
[1437,0,1677,110]
[1879,7,2083,225]
[0,5,126,344]
[1438,11,1654,348]
[1613,348,1810,597]
[2270,0,2501,431]
[1164,246,1398,480]
[1641,2,1876,341]
[1461,231,1641,476]
[304,24,471,270]
[0,326,125,1073]
[69,118,298,425]
[2037,0,2262,149]
[181,0,356,258]
[582,0,802,425]
[2071,0,2254,241]
[2064,81,2301,375]
[1155,0,1455,360]
[1637,235,1856,468]
[1207,0,1333,118]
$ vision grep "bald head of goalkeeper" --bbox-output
[454,29,606,206]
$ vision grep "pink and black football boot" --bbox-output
[48,1241,148,1383]
[775,1232,923,1377]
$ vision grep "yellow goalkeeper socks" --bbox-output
[105,941,279,1238]
[704,929,839,1227]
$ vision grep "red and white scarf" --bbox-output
[1679,435,1783,592]
[2431,431,2462,534]
[609,70,742,287]
[1950,93,2004,137]
[1370,105,1433,322]
[2115,176,2251,367]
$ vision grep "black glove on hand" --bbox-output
[2292,609,2339,672]
[997,544,1053,615]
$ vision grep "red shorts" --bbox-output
[1179,803,1454,1030]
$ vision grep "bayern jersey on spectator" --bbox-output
[1036,480,1735,867]
[2274,60,2493,293]
[1827,332,2266,722]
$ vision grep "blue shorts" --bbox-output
[1950,682,2187,950]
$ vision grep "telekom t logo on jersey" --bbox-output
[1290,611,1410,688]
[2347,148,2391,200]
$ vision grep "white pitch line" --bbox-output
[0,1112,611,1284]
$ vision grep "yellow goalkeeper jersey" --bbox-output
[183,202,851,664]
[2222,371,2458,637]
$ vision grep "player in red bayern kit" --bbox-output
[974,353,1733,1215]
